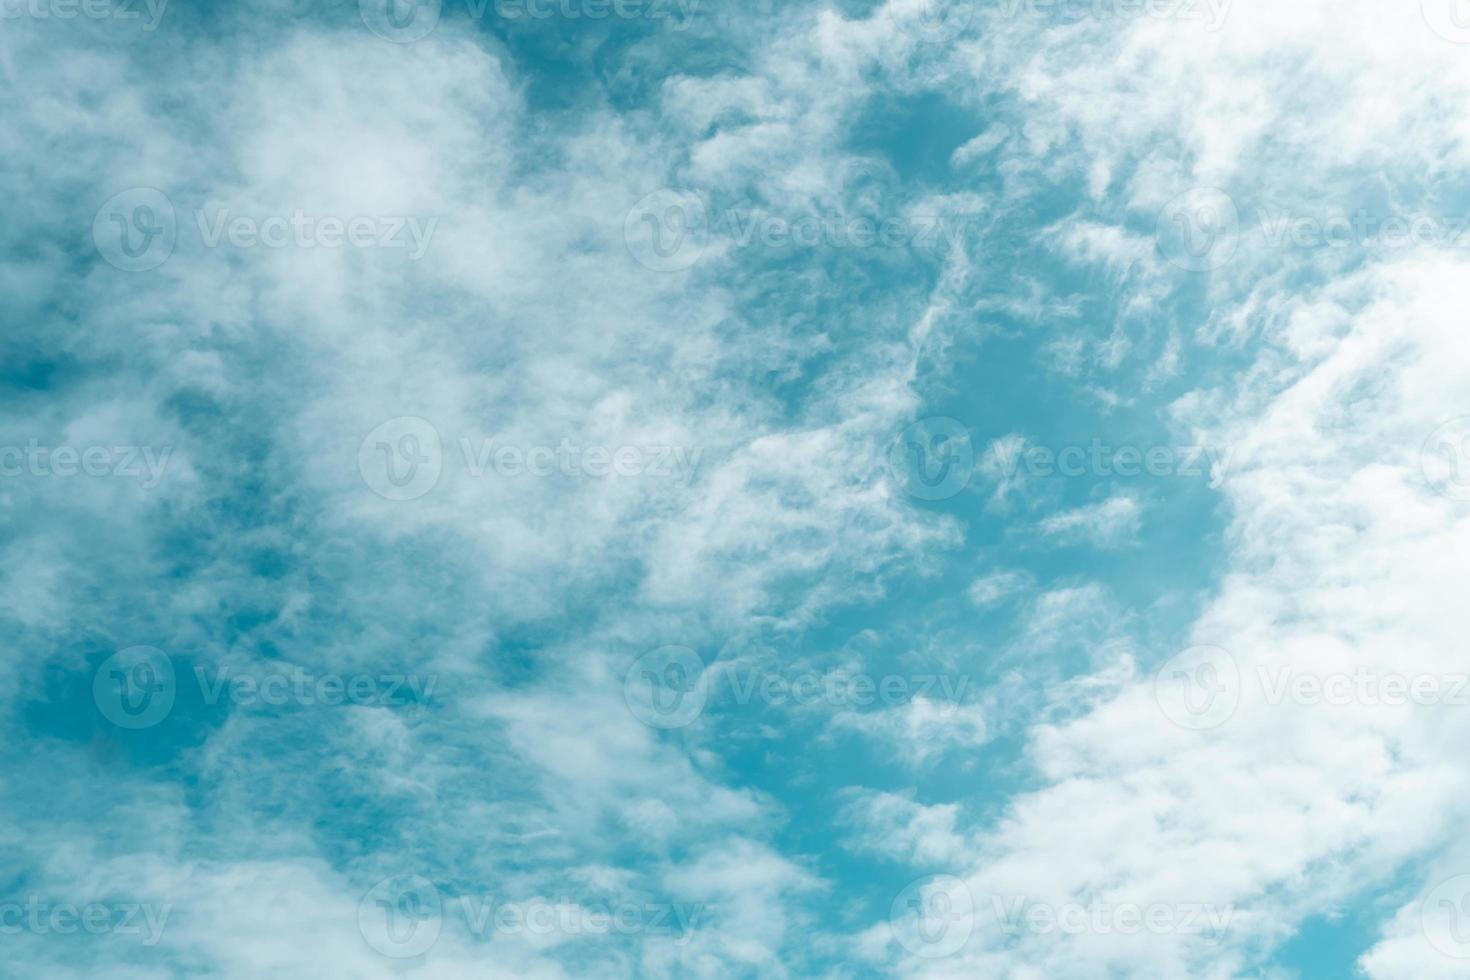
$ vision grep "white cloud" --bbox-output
[967,570,1032,608]
[838,789,968,866]
[830,696,990,765]
[1036,493,1145,547]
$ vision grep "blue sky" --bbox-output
[6,0,1470,977]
